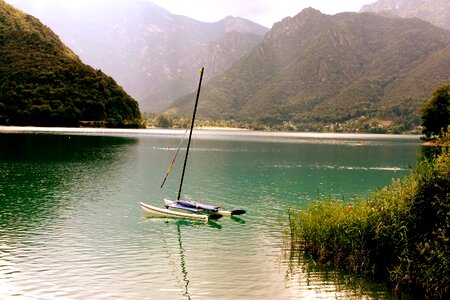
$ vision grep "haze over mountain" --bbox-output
[8,0,268,112]
[360,0,450,31]
[0,0,141,127]
[168,8,450,131]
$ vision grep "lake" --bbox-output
[0,128,421,299]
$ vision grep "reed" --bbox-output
[286,147,449,297]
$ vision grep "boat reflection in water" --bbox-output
[141,217,221,299]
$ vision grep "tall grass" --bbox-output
[287,148,449,297]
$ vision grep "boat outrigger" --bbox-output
[164,199,246,216]
[140,67,244,220]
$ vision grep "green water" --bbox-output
[0,130,420,299]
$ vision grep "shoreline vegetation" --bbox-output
[285,86,449,297]
[286,142,449,298]
[143,113,422,134]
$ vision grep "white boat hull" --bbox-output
[164,199,244,216]
[140,202,209,221]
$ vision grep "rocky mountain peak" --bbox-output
[269,7,326,38]
[217,15,268,35]
[360,0,450,30]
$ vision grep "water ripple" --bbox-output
[0,132,420,299]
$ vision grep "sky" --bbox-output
[5,0,375,27]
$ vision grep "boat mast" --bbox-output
[177,67,205,200]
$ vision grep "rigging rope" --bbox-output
[160,128,190,189]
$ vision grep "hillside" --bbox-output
[0,0,142,127]
[167,9,450,132]
[360,0,450,31]
[8,0,269,112]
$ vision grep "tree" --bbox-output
[421,85,450,140]
[155,114,172,128]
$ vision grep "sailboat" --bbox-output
[140,67,245,220]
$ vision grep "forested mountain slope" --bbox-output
[168,8,450,132]
[0,0,141,127]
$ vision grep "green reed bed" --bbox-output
[287,149,449,297]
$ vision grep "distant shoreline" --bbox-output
[196,126,249,131]
[0,125,146,134]
[0,125,249,134]
[0,126,421,142]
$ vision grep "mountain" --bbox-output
[0,0,141,127]
[167,8,450,131]
[8,0,269,112]
[360,0,450,31]
[144,29,265,111]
